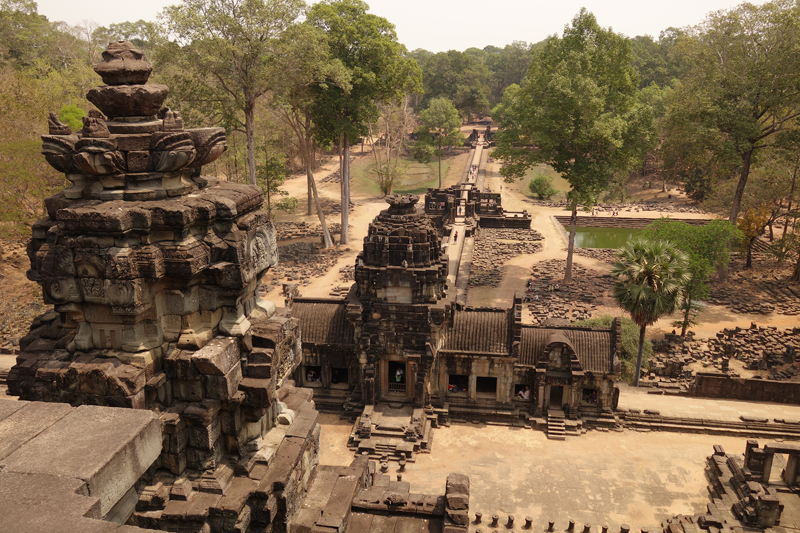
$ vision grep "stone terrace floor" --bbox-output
[618,383,800,422]
[319,388,800,532]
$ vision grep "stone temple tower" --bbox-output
[349,194,451,407]
[8,42,305,479]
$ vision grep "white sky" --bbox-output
[35,0,765,52]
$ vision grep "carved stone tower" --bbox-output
[349,194,450,407]
[8,42,305,481]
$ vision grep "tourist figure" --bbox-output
[517,386,531,400]
[307,369,316,382]
[395,367,404,383]
[590,391,597,403]
[534,294,539,301]
[526,278,533,289]
[453,231,458,243]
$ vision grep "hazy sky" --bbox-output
[35,0,765,52]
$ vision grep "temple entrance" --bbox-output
[388,361,406,394]
[549,385,563,408]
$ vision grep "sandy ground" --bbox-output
[317,412,754,530]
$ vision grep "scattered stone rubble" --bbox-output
[468,228,543,287]
[649,325,800,384]
[266,242,344,290]
[708,255,800,316]
[524,260,615,325]
[574,248,618,263]
[275,222,343,241]
[527,200,707,214]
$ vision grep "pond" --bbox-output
[565,226,642,249]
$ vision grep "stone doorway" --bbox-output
[387,360,407,394]
[550,385,563,408]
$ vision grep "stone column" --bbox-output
[762,452,774,483]
[469,372,477,401]
[784,453,799,485]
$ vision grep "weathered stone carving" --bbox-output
[9,43,302,531]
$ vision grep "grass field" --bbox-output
[351,155,452,196]
[507,163,570,199]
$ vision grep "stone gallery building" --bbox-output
[292,194,622,432]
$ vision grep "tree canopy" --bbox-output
[493,9,656,283]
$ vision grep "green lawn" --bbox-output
[351,155,451,196]
[507,162,570,199]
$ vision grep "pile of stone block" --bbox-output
[468,228,544,288]
[444,473,470,532]
[274,221,343,241]
[522,260,614,324]
[708,256,800,316]
[133,383,320,532]
[650,324,800,379]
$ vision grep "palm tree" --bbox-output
[612,237,690,386]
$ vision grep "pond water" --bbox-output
[565,226,642,249]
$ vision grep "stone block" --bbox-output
[0,402,73,461]
[220,408,242,435]
[188,418,222,450]
[126,151,152,173]
[162,451,187,475]
[1,404,161,517]
[446,473,469,496]
[239,377,274,408]
[204,363,243,401]
[172,378,204,402]
[446,509,470,526]
[246,363,271,379]
[193,336,240,376]
[447,493,469,510]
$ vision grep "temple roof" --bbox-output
[292,299,355,346]
[441,308,512,355]
[519,327,615,373]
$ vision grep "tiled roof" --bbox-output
[442,308,511,355]
[519,327,614,373]
[293,300,355,346]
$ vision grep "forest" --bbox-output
[0,0,798,265]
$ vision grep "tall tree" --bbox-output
[271,23,349,248]
[161,0,305,186]
[414,97,465,189]
[642,220,741,336]
[666,0,800,222]
[368,96,415,196]
[307,0,421,245]
[493,9,656,283]
[612,237,690,386]
[418,49,491,118]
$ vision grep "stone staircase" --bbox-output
[547,409,566,440]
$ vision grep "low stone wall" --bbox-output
[553,215,709,229]
[477,214,531,228]
[693,372,800,404]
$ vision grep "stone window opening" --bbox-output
[304,365,322,387]
[476,376,497,398]
[582,388,599,405]
[331,367,349,389]
[388,361,406,393]
[514,384,530,401]
[448,374,468,394]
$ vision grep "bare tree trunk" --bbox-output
[634,325,646,387]
[307,174,312,215]
[564,204,577,284]
[308,165,333,248]
[245,101,257,186]
[341,135,350,245]
[681,294,692,337]
[729,150,753,223]
[785,156,799,237]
